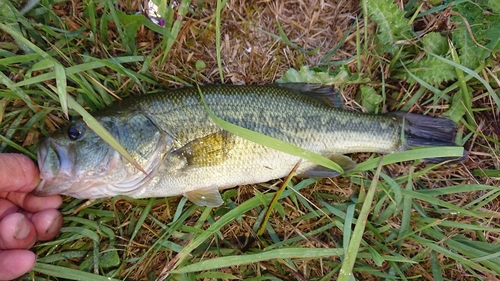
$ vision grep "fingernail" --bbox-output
[46,213,62,235]
[15,215,30,240]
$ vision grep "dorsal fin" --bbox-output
[272,83,345,109]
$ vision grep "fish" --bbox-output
[34,84,464,207]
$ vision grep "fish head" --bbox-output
[35,114,168,199]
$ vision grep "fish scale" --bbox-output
[35,84,463,206]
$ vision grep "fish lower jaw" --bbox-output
[34,177,75,197]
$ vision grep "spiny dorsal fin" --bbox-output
[273,83,344,109]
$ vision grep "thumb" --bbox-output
[0,154,40,193]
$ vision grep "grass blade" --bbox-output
[356,147,464,172]
[33,263,120,281]
[171,248,344,274]
[338,156,385,281]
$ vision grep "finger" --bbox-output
[4,192,62,213]
[0,249,36,280]
[31,209,63,241]
[0,213,36,250]
[0,198,19,220]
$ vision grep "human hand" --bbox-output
[0,153,63,280]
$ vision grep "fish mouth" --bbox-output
[34,137,77,196]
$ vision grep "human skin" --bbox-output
[0,154,63,281]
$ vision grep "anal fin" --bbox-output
[300,154,357,178]
[184,187,224,207]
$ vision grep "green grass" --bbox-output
[1,0,500,280]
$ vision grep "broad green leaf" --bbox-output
[360,85,383,113]
[490,0,500,13]
[422,32,448,55]
[276,65,349,85]
[99,248,121,269]
[115,11,144,51]
[364,0,411,54]
[443,87,467,123]
[400,56,456,85]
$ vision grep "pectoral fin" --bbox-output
[184,187,224,207]
[301,154,357,178]
[172,130,235,167]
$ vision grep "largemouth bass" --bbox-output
[35,84,463,206]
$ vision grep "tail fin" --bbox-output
[391,112,467,163]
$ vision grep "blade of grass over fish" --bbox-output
[33,263,120,281]
[338,156,384,281]
[66,96,147,175]
[355,146,464,172]
[170,248,344,274]
[196,85,343,174]
[257,160,301,236]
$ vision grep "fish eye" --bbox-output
[67,124,84,140]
